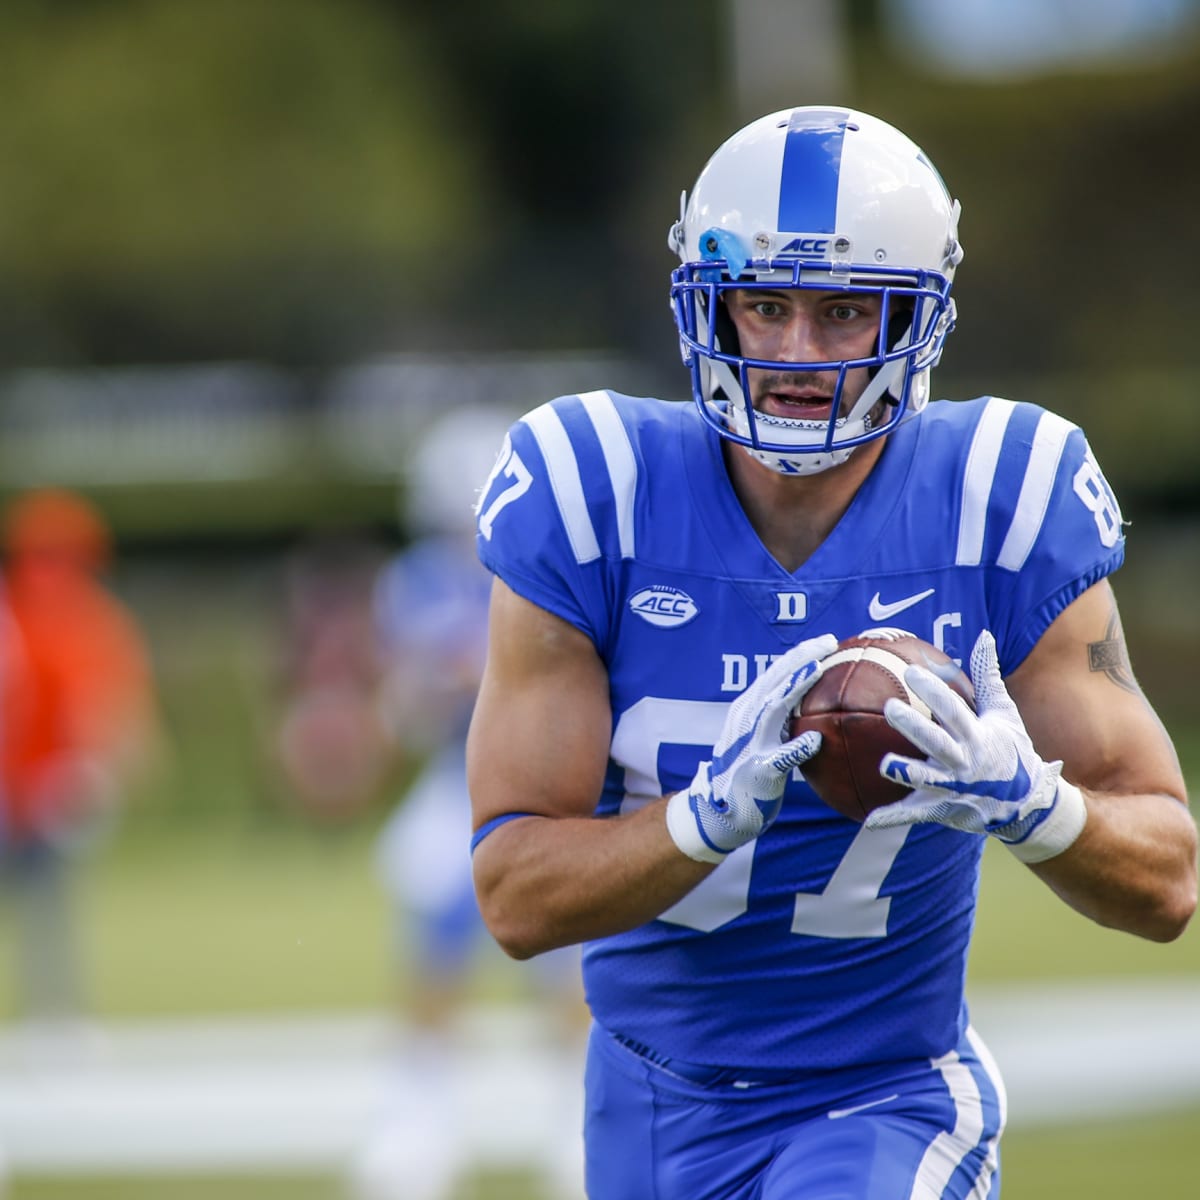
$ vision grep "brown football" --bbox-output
[790,630,975,823]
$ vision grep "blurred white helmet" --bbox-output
[406,405,517,536]
[668,106,963,475]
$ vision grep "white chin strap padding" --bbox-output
[754,443,853,476]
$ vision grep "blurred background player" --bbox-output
[0,488,162,1026]
[349,406,587,1200]
[274,530,392,828]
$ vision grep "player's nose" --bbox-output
[776,311,826,363]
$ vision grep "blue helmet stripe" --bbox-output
[777,111,846,233]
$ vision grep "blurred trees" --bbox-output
[0,0,1197,508]
[0,0,485,364]
[0,0,713,367]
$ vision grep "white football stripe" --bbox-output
[996,410,1076,571]
[962,1025,1006,1198]
[578,389,638,559]
[956,397,1016,567]
[522,403,601,564]
[907,1047,986,1200]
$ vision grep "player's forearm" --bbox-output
[472,799,713,959]
[1029,788,1197,942]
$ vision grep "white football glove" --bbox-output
[667,633,838,864]
[863,630,1087,864]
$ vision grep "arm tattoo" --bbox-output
[1087,605,1138,695]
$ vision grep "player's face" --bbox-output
[723,288,884,423]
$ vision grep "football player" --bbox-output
[466,107,1197,1198]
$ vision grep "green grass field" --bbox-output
[8,1169,549,1200]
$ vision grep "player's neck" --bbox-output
[723,438,887,573]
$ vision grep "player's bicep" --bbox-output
[1007,579,1186,802]
[467,577,612,831]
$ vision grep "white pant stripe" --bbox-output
[963,1025,1007,1198]
[907,1023,1005,1200]
[908,1048,983,1199]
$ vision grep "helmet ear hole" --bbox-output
[696,293,743,403]
[875,300,916,405]
[886,300,915,352]
[713,295,742,357]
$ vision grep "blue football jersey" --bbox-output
[475,390,1124,1073]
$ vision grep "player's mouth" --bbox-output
[758,387,836,421]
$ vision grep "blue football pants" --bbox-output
[583,1023,1006,1199]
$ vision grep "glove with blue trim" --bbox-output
[667,633,838,864]
[863,630,1087,863]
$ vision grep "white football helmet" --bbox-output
[668,106,963,475]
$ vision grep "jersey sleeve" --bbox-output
[981,410,1125,672]
[474,395,629,646]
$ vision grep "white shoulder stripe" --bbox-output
[996,411,1076,571]
[522,403,601,564]
[956,398,1016,567]
[578,389,637,559]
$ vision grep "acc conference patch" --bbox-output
[628,585,699,629]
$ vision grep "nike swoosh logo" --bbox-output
[828,1093,901,1120]
[868,588,935,621]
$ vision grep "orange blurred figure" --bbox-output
[0,489,161,1019]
